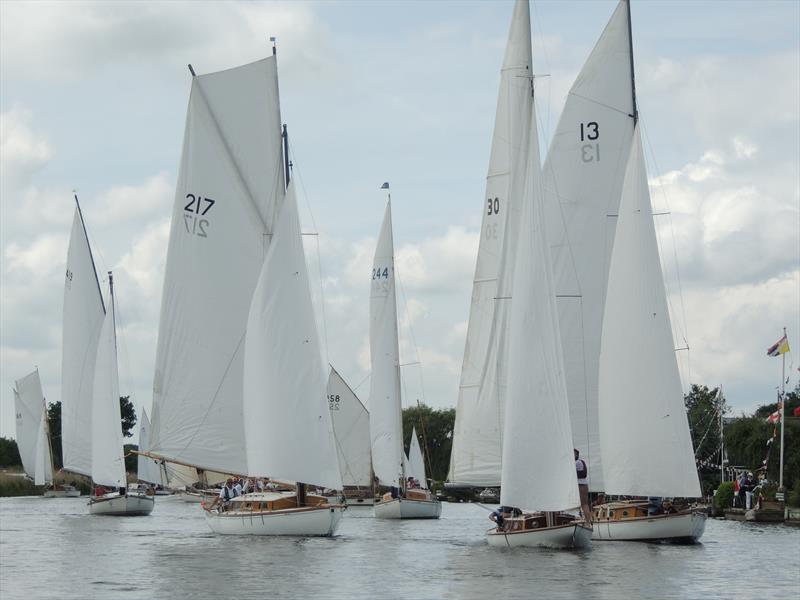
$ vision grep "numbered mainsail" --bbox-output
[149,57,285,475]
[328,366,372,488]
[14,370,53,486]
[448,0,534,486]
[541,0,636,492]
[598,128,701,498]
[91,276,127,488]
[61,201,106,477]
[368,200,404,487]
[242,181,341,490]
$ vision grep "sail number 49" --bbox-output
[580,122,600,162]
[183,193,215,238]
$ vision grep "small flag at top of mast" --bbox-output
[381,182,391,201]
[270,36,277,56]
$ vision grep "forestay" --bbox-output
[449,0,534,487]
[242,181,341,491]
[328,367,372,488]
[368,201,404,488]
[61,204,105,477]
[137,409,162,485]
[149,57,285,475]
[14,370,53,485]
[91,283,126,488]
[598,129,701,499]
[500,95,579,512]
[541,0,636,492]
[407,427,428,490]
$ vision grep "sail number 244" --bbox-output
[580,121,600,162]
[183,194,215,238]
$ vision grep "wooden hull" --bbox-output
[592,509,706,542]
[487,521,592,549]
[204,505,345,536]
[373,496,441,519]
[88,493,155,516]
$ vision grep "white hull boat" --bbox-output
[88,492,155,516]
[592,509,706,543]
[373,496,442,519]
[487,521,592,549]
[205,505,344,536]
[44,486,81,498]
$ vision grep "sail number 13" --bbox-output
[580,121,600,163]
[183,194,215,238]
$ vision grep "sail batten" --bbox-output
[149,57,285,475]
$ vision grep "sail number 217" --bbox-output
[183,193,215,238]
[580,121,600,162]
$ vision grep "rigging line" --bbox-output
[640,119,691,388]
[395,264,427,406]
[109,284,138,418]
[352,372,371,394]
[567,92,632,118]
[531,0,553,149]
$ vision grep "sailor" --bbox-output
[574,449,591,522]
[489,506,519,530]
[209,478,237,510]
[233,478,243,497]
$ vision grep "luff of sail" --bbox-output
[61,203,106,477]
[149,57,285,476]
[499,88,579,512]
[541,0,636,492]
[14,370,53,485]
[91,276,126,488]
[598,128,701,499]
[242,181,341,490]
[368,200,404,488]
[407,427,428,490]
[449,0,534,487]
[328,366,372,488]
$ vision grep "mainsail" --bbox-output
[90,276,127,488]
[328,366,372,488]
[242,181,341,490]
[14,370,53,486]
[61,202,105,477]
[598,128,701,498]
[149,57,285,475]
[448,0,534,487]
[368,200,404,488]
[499,83,579,512]
[541,0,636,491]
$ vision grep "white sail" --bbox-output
[598,128,701,498]
[149,58,285,477]
[242,181,342,490]
[61,204,105,477]
[542,0,636,491]
[407,427,428,490]
[499,100,579,512]
[328,366,372,488]
[90,281,126,488]
[449,0,534,487]
[137,409,162,485]
[13,370,53,485]
[368,200,404,488]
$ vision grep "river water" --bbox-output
[1,496,798,599]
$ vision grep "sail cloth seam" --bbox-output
[191,74,271,236]
[567,92,633,118]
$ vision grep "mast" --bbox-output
[282,125,291,188]
[779,327,786,490]
[74,194,106,314]
[625,0,638,124]
[719,388,724,484]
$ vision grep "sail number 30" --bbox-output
[183,194,215,238]
[580,121,600,162]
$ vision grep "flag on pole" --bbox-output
[380,182,390,190]
[766,410,781,424]
[767,334,790,357]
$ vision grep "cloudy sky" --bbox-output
[1,0,798,441]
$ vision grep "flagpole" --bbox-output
[779,327,786,491]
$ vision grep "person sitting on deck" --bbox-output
[574,449,591,522]
[233,478,243,497]
[208,478,237,510]
[489,506,521,531]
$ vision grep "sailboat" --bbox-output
[541,0,705,542]
[370,190,441,520]
[328,366,374,506]
[13,369,55,490]
[203,176,344,536]
[87,272,154,516]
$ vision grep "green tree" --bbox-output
[119,396,136,438]
[402,404,455,484]
[47,402,62,470]
[685,384,725,494]
[0,437,21,468]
